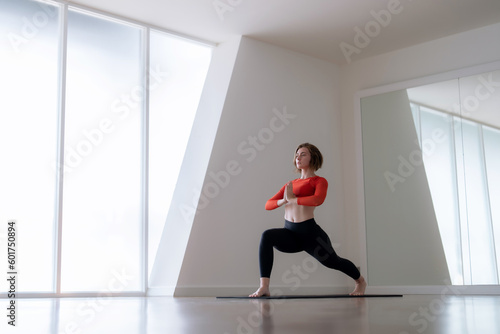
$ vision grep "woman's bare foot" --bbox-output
[249,286,270,297]
[249,278,270,297]
[350,275,367,296]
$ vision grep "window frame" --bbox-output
[0,0,214,299]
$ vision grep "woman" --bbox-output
[250,143,366,297]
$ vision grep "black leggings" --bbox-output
[259,218,360,280]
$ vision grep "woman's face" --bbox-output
[295,147,311,170]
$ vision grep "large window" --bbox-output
[148,31,212,277]
[61,8,144,293]
[0,0,61,293]
[0,0,212,295]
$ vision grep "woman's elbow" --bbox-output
[265,202,276,210]
[314,197,326,206]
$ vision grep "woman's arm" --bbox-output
[296,177,328,207]
[265,184,287,210]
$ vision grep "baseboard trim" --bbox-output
[147,284,500,297]
[366,285,500,295]
[147,286,175,297]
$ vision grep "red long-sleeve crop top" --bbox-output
[265,176,328,210]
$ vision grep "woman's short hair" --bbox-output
[294,143,323,172]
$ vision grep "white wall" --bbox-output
[153,21,500,297]
[340,22,500,280]
[174,37,349,297]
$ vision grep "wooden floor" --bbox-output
[2,294,500,333]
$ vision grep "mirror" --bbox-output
[360,69,500,286]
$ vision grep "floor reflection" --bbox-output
[1,295,499,333]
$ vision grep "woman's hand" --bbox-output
[284,181,297,205]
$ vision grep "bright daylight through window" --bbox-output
[0,0,212,295]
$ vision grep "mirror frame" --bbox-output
[354,60,500,295]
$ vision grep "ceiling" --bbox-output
[67,0,500,65]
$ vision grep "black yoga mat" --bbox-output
[217,294,403,300]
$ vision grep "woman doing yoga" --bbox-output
[249,143,366,297]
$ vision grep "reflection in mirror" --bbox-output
[361,70,500,287]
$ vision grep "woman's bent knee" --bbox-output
[260,229,277,245]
